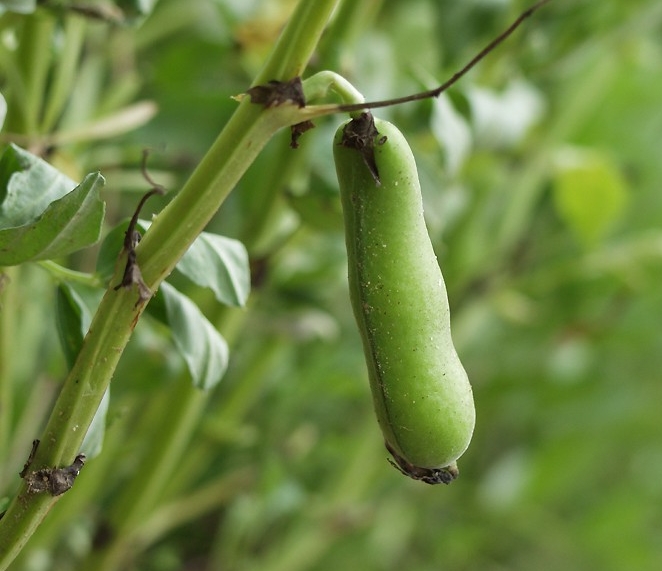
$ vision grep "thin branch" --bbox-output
[337,0,552,113]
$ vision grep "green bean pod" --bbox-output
[334,113,475,484]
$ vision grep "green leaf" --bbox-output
[552,149,629,248]
[177,232,251,307]
[55,282,92,369]
[150,281,229,390]
[0,144,76,226]
[0,145,105,264]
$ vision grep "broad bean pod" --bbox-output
[334,113,475,484]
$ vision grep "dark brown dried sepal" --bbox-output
[290,120,316,149]
[385,441,459,485]
[338,112,387,186]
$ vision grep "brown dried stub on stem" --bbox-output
[245,76,306,108]
[20,440,87,497]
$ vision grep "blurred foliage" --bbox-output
[1,0,662,570]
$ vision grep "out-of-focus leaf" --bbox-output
[116,0,158,22]
[0,92,6,130]
[0,145,105,264]
[467,79,546,148]
[552,148,629,248]
[285,184,344,232]
[177,232,250,307]
[55,282,92,369]
[149,281,228,390]
[81,388,109,459]
[430,92,472,177]
[0,0,36,14]
[95,221,127,285]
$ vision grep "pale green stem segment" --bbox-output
[37,261,102,287]
[302,71,366,107]
[0,0,341,567]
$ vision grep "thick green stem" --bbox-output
[135,102,297,286]
[0,0,340,567]
[252,0,342,86]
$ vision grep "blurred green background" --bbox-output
[1,0,662,569]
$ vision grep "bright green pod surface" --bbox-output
[334,114,475,481]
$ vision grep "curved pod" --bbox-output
[334,113,475,483]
